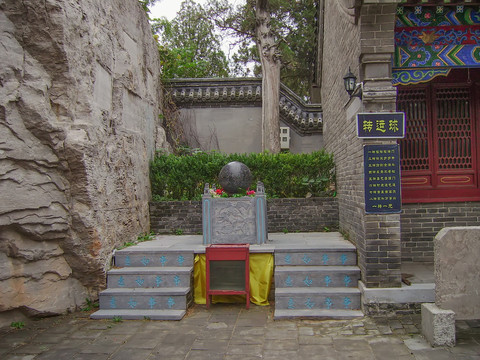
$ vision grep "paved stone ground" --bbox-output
[1,304,479,360]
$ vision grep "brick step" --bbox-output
[107,267,193,289]
[275,287,361,310]
[274,309,363,320]
[274,249,357,266]
[114,249,193,267]
[90,309,185,321]
[98,288,190,311]
[275,266,360,288]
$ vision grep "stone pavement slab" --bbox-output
[1,304,479,359]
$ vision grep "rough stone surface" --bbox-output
[363,302,422,316]
[218,162,252,194]
[0,0,167,327]
[434,227,480,320]
[421,303,456,347]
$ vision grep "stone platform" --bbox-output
[92,232,364,320]
[130,232,355,254]
[92,232,435,321]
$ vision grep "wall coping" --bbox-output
[150,196,337,204]
[165,78,323,135]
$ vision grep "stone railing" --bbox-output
[166,78,323,135]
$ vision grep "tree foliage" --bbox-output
[207,0,317,99]
[146,0,316,153]
[139,0,159,16]
[152,0,229,79]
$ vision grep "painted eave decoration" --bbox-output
[393,4,480,86]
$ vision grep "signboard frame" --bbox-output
[356,112,406,139]
[364,144,402,214]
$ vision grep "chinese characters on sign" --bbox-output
[364,145,401,214]
[357,112,405,138]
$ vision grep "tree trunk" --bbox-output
[256,0,281,153]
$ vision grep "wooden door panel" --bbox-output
[397,77,480,202]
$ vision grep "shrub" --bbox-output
[150,150,335,201]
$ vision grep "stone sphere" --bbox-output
[218,161,252,194]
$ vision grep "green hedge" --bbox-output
[150,151,335,201]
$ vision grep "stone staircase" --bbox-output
[91,247,194,320]
[90,233,363,321]
[273,244,363,319]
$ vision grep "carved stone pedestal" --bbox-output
[202,182,268,245]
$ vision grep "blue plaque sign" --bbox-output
[364,144,401,214]
[357,112,405,138]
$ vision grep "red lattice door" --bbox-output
[397,79,480,202]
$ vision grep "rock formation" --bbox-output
[0,0,167,327]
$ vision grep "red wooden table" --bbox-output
[205,244,250,309]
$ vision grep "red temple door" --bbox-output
[397,72,480,202]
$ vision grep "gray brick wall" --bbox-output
[360,3,397,55]
[150,201,203,235]
[149,198,339,235]
[321,2,401,287]
[321,0,363,253]
[266,198,338,232]
[364,213,402,288]
[401,202,480,263]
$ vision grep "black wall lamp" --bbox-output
[343,67,362,99]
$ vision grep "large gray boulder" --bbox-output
[0,0,167,327]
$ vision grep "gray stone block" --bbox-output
[434,227,480,320]
[421,303,455,347]
[359,281,435,305]
[275,287,361,310]
[107,267,193,288]
[275,265,360,288]
[274,250,357,266]
[274,309,363,320]
[90,309,185,320]
[114,250,193,267]
[99,288,189,311]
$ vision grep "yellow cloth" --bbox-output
[193,253,274,306]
